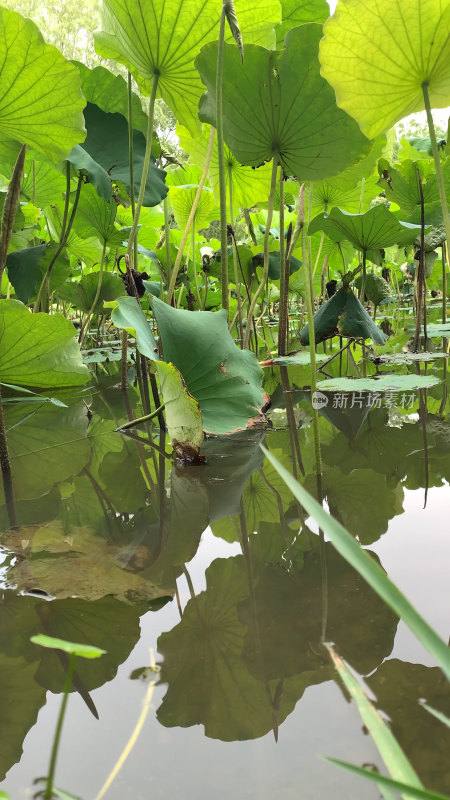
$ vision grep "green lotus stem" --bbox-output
[303,182,323,483]
[127,71,139,271]
[191,221,201,306]
[79,240,107,347]
[0,144,26,296]
[243,158,278,349]
[34,170,83,313]
[216,3,229,315]
[166,127,215,304]
[358,177,365,213]
[163,195,172,285]
[442,243,447,324]
[277,170,287,357]
[422,82,450,251]
[45,652,76,799]
[121,329,128,390]
[313,231,324,278]
[228,164,244,346]
[127,72,159,264]
[117,404,165,430]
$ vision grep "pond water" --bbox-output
[0,351,449,800]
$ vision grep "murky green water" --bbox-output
[1,358,449,799]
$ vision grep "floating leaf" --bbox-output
[319,0,450,138]
[316,375,440,392]
[196,25,371,180]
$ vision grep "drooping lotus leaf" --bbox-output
[177,123,274,210]
[67,144,112,203]
[151,296,265,434]
[80,103,167,208]
[319,0,450,138]
[300,287,388,345]
[94,0,282,134]
[6,243,71,304]
[74,62,148,135]
[250,250,302,281]
[154,361,204,455]
[0,7,86,162]
[57,272,126,315]
[308,205,425,251]
[196,25,371,181]
[354,274,395,307]
[0,300,89,388]
[275,0,329,47]
[110,296,159,360]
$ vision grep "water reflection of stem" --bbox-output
[418,385,429,509]
[279,366,305,479]
[45,653,76,800]
[439,341,448,415]
[121,330,128,389]
[0,384,17,528]
[182,565,196,601]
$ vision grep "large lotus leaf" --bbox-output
[177,123,274,210]
[157,555,308,741]
[0,8,86,162]
[0,400,91,505]
[20,153,66,207]
[368,660,450,794]
[73,183,123,246]
[0,300,89,387]
[57,272,126,314]
[319,0,450,139]
[154,361,204,456]
[276,0,329,47]
[308,205,425,252]
[196,25,371,181]
[240,543,398,680]
[323,135,388,192]
[300,287,388,345]
[169,184,218,230]
[6,243,71,304]
[81,103,167,208]
[310,175,380,217]
[0,654,46,782]
[94,0,281,134]
[67,144,112,203]
[74,62,148,135]
[151,296,265,434]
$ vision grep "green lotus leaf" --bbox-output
[94,0,281,134]
[354,274,395,307]
[196,25,371,181]
[0,7,86,162]
[317,375,440,392]
[169,184,218,231]
[73,183,123,246]
[300,287,388,345]
[154,361,204,456]
[80,103,167,208]
[308,205,425,252]
[0,300,89,388]
[310,176,380,217]
[74,62,148,135]
[177,123,274,210]
[151,296,265,435]
[30,634,106,659]
[319,0,450,138]
[110,296,159,360]
[0,655,46,782]
[276,0,329,47]
[6,244,71,304]
[378,158,450,226]
[250,250,302,280]
[57,272,126,314]
[20,153,67,208]
[67,144,112,203]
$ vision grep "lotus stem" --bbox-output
[243,157,278,349]
[228,165,243,346]
[127,72,159,264]
[413,164,426,352]
[166,127,215,304]
[117,405,165,430]
[127,71,139,271]
[79,240,107,347]
[0,144,26,296]
[277,169,287,356]
[442,242,447,324]
[422,82,450,251]
[216,3,229,315]
[163,195,172,286]
[45,652,76,799]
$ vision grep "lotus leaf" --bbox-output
[308,205,425,252]
[299,288,388,345]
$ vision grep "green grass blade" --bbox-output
[327,645,422,796]
[323,759,450,800]
[421,703,450,729]
[260,446,450,681]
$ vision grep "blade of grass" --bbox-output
[326,645,422,798]
[323,759,450,800]
[260,445,450,682]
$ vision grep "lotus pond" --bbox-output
[1,0,450,797]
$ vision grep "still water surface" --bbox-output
[0,364,449,799]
